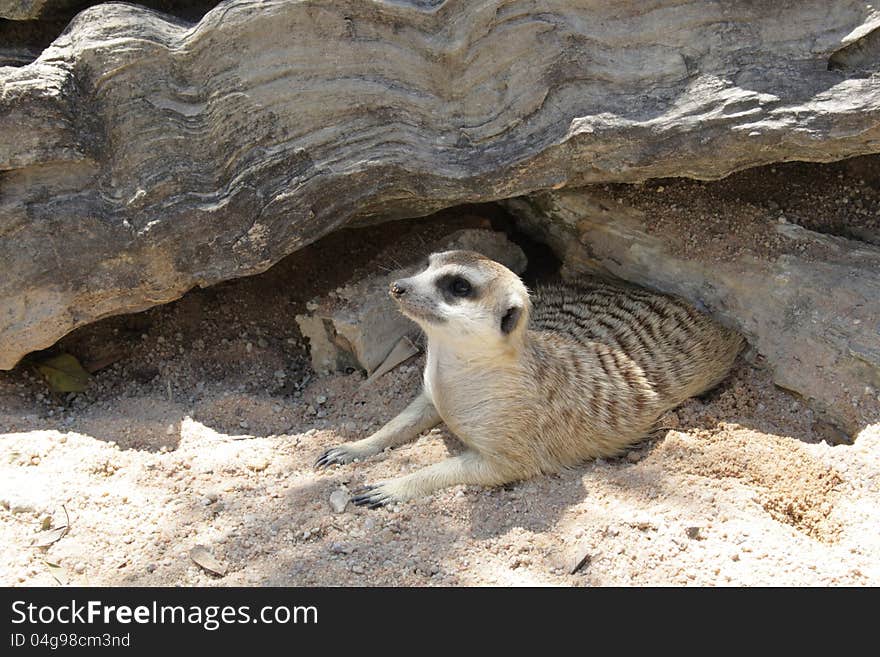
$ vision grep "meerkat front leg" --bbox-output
[315,389,441,467]
[351,451,514,508]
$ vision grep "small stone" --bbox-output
[239,420,249,430]
[258,338,268,349]
[74,563,86,574]
[247,457,270,472]
[351,564,365,574]
[329,490,349,513]
[245,342,253,353]
[316,394,327,405]
[626,450,645,463]
[330,542,354,555]
[685,526,704,540]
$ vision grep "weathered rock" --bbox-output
[0,0,78,20]
[505,190,880,436]
[296,229,526,375]
[4,1,880,368]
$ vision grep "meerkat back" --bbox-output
[529,280,743,445]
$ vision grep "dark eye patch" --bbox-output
[436,274,475,301]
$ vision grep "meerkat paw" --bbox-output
[315,444,373,468]
[350,480,413,509]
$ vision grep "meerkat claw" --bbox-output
[314,449,336,468]
[315,447,352,468]
[351,485,391,509]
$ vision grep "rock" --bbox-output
[0,0,80,21]
[685,527,704,541]
[4,1,880,368]
[505,189,880,435]
[296,229,527,374]
[245,456,269,472]
[329,489,349,514]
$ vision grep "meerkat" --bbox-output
[316,250,743,507]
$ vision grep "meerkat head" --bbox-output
[389,250,531,349]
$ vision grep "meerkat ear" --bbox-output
[500,305,523,335]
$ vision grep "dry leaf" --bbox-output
[30,526,69,548]
[365,336,419,383]
[34,353,91,393]
[570,551,592,574]
[44,561,69,586]
[29,505,70,548]
[189,545,227,576]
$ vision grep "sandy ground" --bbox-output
[1,160,878,587]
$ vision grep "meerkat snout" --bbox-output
[389,250,531,344]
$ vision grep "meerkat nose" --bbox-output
[390,281,407,297]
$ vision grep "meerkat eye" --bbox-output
[449,277,472,297]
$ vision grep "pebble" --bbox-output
[74,563,86,574]
[329,490,349,514]
[316,395,327,405]
[351,564,365,574]
[247,457,269,472]
[330,542,354,555]
[626,450,645,463]
[685,526,704,540]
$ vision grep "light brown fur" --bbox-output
[316,250,743,507]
